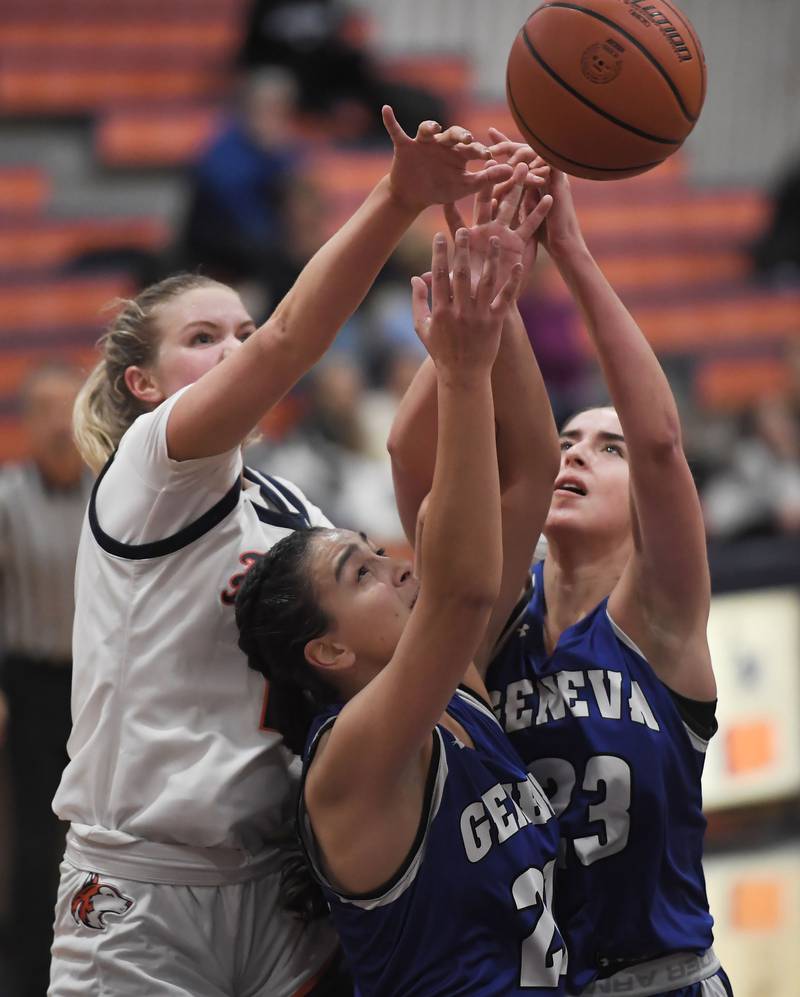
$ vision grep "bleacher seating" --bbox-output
[0,0,797,458]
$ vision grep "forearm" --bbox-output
[423,373,501,605]
[167,177,418,459]
[493,305,559,489]
[271,175,418,365]
[387,358,437,542]
[552,243,682,453]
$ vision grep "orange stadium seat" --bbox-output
[0,217,170,272]
[0,275,133,335]
[96,106,221,167]
[0,66,227,113]
[625,292,800,353]
[0,166,51,215]
[695,356,793,412]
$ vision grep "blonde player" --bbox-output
[48,108,512,997]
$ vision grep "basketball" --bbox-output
[506,0,706,180]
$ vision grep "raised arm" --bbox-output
[389,165,560,673]
[167,108,512,460]
[322,232,521,791]
[494,144,713,699]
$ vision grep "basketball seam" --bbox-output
[520,25,682,145]
[533,1,698,124]
[506,73,665,175]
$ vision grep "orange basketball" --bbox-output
[506,0,706,180]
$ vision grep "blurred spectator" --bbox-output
[0,361,92,997]
[248,355,405,541]
[177,68,304,291]
[702,393,800,540]
[751,160,800,284]
[238,0,447,142]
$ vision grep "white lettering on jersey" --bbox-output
[460,778,555,863]
[492,668,660,733]
[628,680,661,730]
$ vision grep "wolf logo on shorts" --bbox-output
[70,873,134,930]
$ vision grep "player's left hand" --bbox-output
[487,127,586,260]
[443,161,553,290]
[384,106,514,214]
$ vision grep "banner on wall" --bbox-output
[703,587,800,810]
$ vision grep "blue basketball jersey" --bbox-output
[486,561,716,994]
[299,687,567,996]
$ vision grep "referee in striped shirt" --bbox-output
[0,361,92,997]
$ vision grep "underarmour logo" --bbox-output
[517,624,530,638]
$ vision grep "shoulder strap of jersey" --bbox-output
[89,453,241,560]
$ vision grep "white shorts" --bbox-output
[49,858,340,997]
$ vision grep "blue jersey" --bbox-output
[486,561,716,994]
[299,687,567,996]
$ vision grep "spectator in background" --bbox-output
[702,392,800,540]
[238,0,447,142]
[751,160,800,285]
[177,68,304,293]
[0,361,92,997]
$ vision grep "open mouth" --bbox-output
[555,482,586,496]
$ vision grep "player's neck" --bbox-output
[541,543,629,651]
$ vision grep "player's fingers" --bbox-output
[450,140,491,160]
[490,262,524,315]
[452,228,472,311]
[474,172,494,225]
[416,119,443,143]
[487,126,513,145]
[430,233,452,309]
[444,202,466,240]
[476,237,501,310]
[464,162,513,190]
[518,193,553,242]
[496,163,528,226]
[436,124,474,147]
[382,105,411,145]
[410,275,432,333]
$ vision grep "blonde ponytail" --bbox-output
[72,274,224,473]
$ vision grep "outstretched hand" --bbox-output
[411,229,522,376]
[443,160,553,289]
[487,128,584,258]
[384,106,514,215]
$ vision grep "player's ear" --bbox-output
[124,365,165,405]
[304,637,355,675]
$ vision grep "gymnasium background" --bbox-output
[0,2,798,993]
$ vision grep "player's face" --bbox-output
[309,530,419,670]
[148,286,256,401]
[545,407,631,542]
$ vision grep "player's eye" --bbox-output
[190,331,215,346]
[375,547,386,557]
[237,328,255,343]
[559,440,572,451]
[357,564,369,582]
[604,444,623,456]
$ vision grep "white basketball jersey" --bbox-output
[53,388,332,884]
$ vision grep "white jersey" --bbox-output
[53,388,332,885]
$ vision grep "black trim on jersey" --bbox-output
[243,467,313,531]
[456,683,494,715]
[490,574,535,662]
[88,454,241,561]
[301,719,442,904]
[667,688,718,741]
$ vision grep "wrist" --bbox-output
[436,365,492,392]
[385,170,428,217]
[548,236,591,269]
